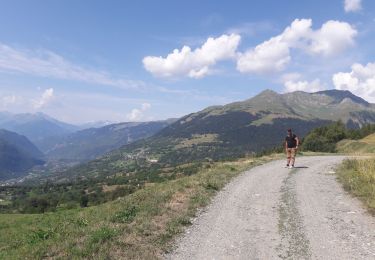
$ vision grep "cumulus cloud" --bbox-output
[284,79,325,93]
[127,102,151,121]
[33,88,55,109]
[344,0,362,13]
[143,34,241,79]
[237,19,357,74]
[0,43,144,89]
[333,62,375,102]
[309,20,357,56]
[237,37,291,74]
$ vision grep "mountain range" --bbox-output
[37,119,176,162]
[0,116,176,181]
[0,112,79,144]
[0,129,44,180]
[61,89,375,180]
[3,89,375,183]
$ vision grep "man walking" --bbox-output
[285,129,299,168]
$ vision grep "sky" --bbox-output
[1,0,375,124]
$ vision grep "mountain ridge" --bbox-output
[37,119,176,163]
[50,88,375,182]
[0,112,79,143]
[0,129,45,180]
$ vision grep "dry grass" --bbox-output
[337,157,375,214]
[361,133,375,143]
[337,133,375,154]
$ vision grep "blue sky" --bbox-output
[0,0,375,123]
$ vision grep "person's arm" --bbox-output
[285,140,288,151]
[295,136,300,149]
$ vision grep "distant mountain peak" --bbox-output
[314,89,369,106]
[257,89,279,96]
[0,111,80,143]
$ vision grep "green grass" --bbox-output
[337,158,375,214]
[0,154,281,259]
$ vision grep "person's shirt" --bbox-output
[285,134,297,148]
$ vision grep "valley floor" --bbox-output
[167,156,375,259]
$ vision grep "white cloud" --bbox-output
[284,79,325,93]
[143,33,241,79]
[0,43,144,89]
[344,0,362,13]
[308,20,357,56]
[237,19,357,74]
[333,62,375,102]
[237,36,291,74]
[126,102,151,121]
[33,88,55,109]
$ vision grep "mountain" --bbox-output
[54,89,375,181]
[77,120,114,130]
[315,89,369,106]
[0,112,79,144]
[0,129,45,180]
[37,119,175,162]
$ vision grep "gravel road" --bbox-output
[166,156,375,260]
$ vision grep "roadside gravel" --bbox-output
[167,156,375,260]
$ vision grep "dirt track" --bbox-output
[167,156,375,260]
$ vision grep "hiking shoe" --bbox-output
[288,165,293,169]
[285,165,289,168]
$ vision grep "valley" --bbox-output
[1,89,375,259]
[2,89,375,214]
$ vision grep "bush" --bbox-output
[111,205,138,223]
[89,227,117,244]
[28,228,54,244]
[301,121,375,152]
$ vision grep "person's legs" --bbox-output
[286,148,291,166]
[290,148,296,166]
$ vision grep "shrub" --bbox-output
[111,205,138,223]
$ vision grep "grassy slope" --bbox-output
[337,133,375,154]
[0,154,281,259]
[337,158,375,214]
[336,133,375,214]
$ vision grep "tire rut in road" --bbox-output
[277,168,311,259]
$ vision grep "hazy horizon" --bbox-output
[0,87,372,125]
[1,0,375,124]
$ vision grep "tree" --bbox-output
[80,195,89,208]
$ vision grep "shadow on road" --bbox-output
[294,166,309,169]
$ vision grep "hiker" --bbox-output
[285,129,299,168]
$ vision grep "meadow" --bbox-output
[0,155,280,259]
